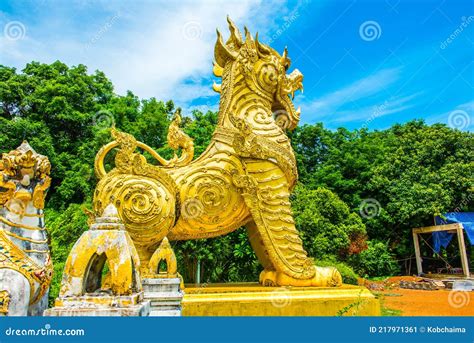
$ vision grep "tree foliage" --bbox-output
[292,122,473,259]
[348,240,400,277]
[291,186,367,260]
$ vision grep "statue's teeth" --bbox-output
[296,106,301,115]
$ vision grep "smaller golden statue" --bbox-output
[166,108,194,167]
[148,238,178,278]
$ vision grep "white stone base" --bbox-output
[44,293,150,317]
[150,309,181,316]
[142,278,183,316]
[44,301,150,317]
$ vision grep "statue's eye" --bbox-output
[284,64,289,71]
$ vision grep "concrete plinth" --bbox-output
[142,278,183,316]
[44,293,150,317]
[182,283,381,316]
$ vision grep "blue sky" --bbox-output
[0,0,472,131]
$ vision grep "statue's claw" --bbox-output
[327,267,343,287]
[259,266,342,287]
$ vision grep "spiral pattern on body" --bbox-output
[94,174,176,247]
[255,62,278,93]
[179,166,244,228]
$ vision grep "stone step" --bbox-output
[143,291,183,299]
[149,309,181,317]
[149,305,182,311]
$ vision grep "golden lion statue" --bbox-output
[93,17,342,287]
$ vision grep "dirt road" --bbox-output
[380,286,473,316]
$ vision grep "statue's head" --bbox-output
[0,141,51,215]
[214,17,303,130]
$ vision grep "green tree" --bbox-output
[292,120,473,264]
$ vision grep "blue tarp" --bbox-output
[433,212,474,253]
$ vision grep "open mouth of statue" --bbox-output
[272,68,303,131]
[273,89,302,131]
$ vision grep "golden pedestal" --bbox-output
[182,283,380,316]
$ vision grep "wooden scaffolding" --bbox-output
[412,223,470,277]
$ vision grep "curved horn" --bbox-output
[214,29,237,67]
[226,16,243,47]
[280,46,290,67]
[244,26,253,42]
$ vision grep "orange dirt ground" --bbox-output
[363,276,474,316]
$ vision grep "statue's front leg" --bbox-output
[0,269,30,316]
[28,290,48,316]
[236,160,342,287]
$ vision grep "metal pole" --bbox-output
[196,258,201,285]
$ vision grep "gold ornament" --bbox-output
[147,237,178,278]
[0,141,50,208]
[0,230,53,304]
[167,108,194,167]
[93,17,342,287]
[0,290,10,314]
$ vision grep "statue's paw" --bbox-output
[259,270,278,286]
[314,266,342,287]
[259,266,343,287]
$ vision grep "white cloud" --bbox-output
[334,92,423,123]
[0,0,293,111]
[299,67,402,121]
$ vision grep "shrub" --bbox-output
[46,203,89,304]
[292,185,367,260]
[348,240,400,277]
